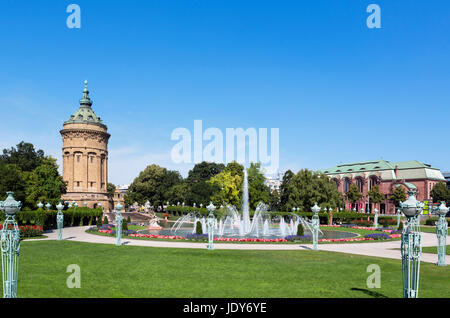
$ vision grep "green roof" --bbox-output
[64,81,107,129]
[319,159,440,174]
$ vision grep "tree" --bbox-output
[124,164,183,206]
[185,162,225,206]
[368,184,385,211]
[0,163,26,203]
[285,169,343,211]
[279,170,294,210]
[247,162,270,210]
[390,186,407,207]
[346,184,363,207]
[0,141,44,172]
[25,157,66,208]
[208,161,244,207]
[430,182,450,204]
[107,183,116,198]
[166,183,188,204]
[208,170,242,207]
[269,189,281,211]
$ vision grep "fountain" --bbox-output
[138,167,354,241]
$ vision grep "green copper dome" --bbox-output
[64,80,107,129]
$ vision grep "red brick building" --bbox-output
[320,160,445,214]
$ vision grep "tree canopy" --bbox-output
[0,142,66,209]
[430,182,450,204]
[284,169,344,211]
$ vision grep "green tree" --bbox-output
[185,162,225,206]
[279,170,294,210]
[368,184,385,210]
[208,170,243,207]
[107,183,116,198]
[286,169,343,211]
[269,189,281,211]
[0,141,44,172]
[390,186,407,207]
[430,182,450,204]
[0,163,26,203]
[247,162,270,210]
[345,184,363,207]
[25,157,66,208]
[166,183,188,204]
[125,164,183,206]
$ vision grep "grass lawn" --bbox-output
[421,226,437,234]
[15,240,450,298]
[421,245,450,255]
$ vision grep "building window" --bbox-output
[90,156,94,163]
[77,155,80,163]
[344,179,351,192]
[369,176,378,190]
[76,181,80,187]
[356,178,363,192]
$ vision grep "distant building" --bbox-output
[319,160,446,214]
[443,172,450,189]
[265,176,281,193]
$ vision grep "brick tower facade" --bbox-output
[60,81,112,211]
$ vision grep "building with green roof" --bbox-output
[319,159,445,214]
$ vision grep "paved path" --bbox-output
[30,226,450,265]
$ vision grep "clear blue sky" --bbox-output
[0,0,449,184]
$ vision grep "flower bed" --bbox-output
[0,224,44,238]
[319,237,375,242]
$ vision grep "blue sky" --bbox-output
[0,0,449,185]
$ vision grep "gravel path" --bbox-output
[29,226,450,265]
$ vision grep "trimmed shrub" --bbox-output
[195,221,203,235]
[398,221,404,231]
[103,216,109,225]
[127,215,131,223]
[297,223,304,236]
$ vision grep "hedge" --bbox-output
[0,207,103,230]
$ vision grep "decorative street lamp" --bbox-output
[37,201,44,209]
[435,201,448,266]
[56,202,64,241]
[399,190,424,298]
[396,208,401,228]
[45,203,51,211]
[206,202,216,250]
[352,207,356,212]
[0,192,22,298]
[83,202,88,207]
[193,203,196,208]
[115,202,123,246]
[200,203,203,208]
[311,203,321,251]
[374,208,379,229]
[360,208,364,214]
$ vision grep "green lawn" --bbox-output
[422,245,450,255]
[14,240,450,298]
[421,226,437,234]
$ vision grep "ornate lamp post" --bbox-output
[311,203,321,251]
[45,203,51,211]
[115,202,123,246]
[399,190,424,298]
[200,203,203,208]
[435,201,448,266]
[0,192,22,298]
[56,202,64,241]
[37,201,43,209]
[374,208,379,229]
[206,202,216,250]
[83,202,87,207]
